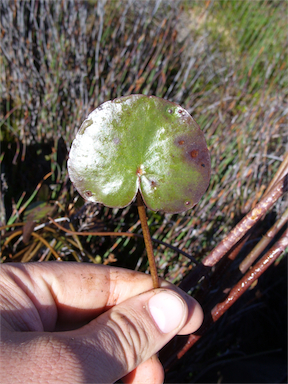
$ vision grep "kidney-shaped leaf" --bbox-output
[68,95,211,213]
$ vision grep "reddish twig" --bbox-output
[179,175,286,292]
[47,216,197,263]
[163,228,288,368]
[48,216,137,238]
[202,176,286,267]
[164,169,287,370]
[211,228,288,321]
[239,206,288,273]
[262,152,288,198]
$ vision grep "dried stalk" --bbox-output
[162,166,287,370]
[262,152,288,198]
[179,176,286,292]
[48,217,197,263]
[211,228,288,320]
[202,176,286,267]
[163,228,288,369]
[31,233,62,261]
[239,206,288,273]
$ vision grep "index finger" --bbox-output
[1,262,202,334]
[1,262,153,329]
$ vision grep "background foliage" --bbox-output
[1,0,287,382]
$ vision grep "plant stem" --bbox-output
[162,228,288,370]
[46,217,198,263]
[136,191,159,289]
[202,176,286,267]
[179,175,286,292]
[239,206,288,273]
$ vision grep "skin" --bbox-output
[0,262,203,384]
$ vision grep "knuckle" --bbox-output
[102,308,151,370]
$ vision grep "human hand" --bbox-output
[0,262,203,383]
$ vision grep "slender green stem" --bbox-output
[137,192,159,289]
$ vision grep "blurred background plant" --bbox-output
[1,0,287,382]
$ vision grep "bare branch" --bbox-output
[202,175,286,267]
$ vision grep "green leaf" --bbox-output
[68,95,211,213]
[24,201,54,222]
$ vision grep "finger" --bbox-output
[62,288,200,383]
[122,355,164,384]
[1,262,154,331]
[178,295,203,335]
[2,289,198,384]
[1,262,202,333]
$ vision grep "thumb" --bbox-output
[71,288,196,383]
